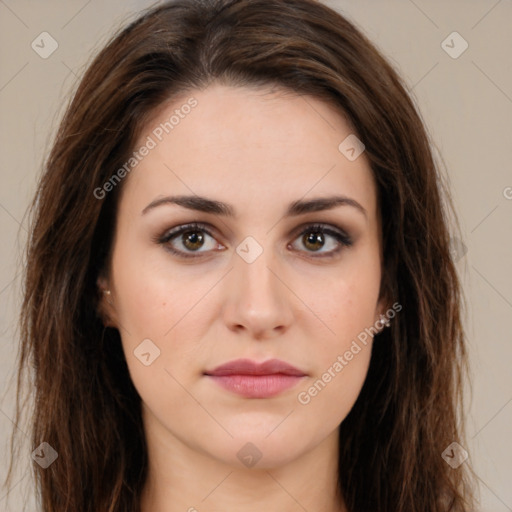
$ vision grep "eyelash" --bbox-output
[155,222,353,259]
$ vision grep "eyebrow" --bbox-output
[141,194,367,218]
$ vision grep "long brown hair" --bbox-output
[6,0,475,510]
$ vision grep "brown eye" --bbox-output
[157,223,223,258]
[181,230,205,251]
[289,224,353,258]
[302,231,326,252]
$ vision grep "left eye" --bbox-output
[288,223,353,257]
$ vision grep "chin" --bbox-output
[196,423,313,471]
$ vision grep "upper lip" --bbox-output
[204,358,307,377]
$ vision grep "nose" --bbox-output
[222,241,294,340]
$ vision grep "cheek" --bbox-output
[111,262,206,417]
[110,243,219,394]
[294,276,378,426]
[296,259,380,403]
[111,237,208,338]
[307,265,381,349]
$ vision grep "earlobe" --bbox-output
[375,295,392,333]
[376,313,391,331]
[102,288,112,302]
[96,277,117,328]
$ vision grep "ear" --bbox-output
[374,286,393,333]
[96,276,118,328]
[374,301,391,332]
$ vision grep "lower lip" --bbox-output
[206,374,305,398]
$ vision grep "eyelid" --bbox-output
[288,221,350,240]
[157,222,218,243]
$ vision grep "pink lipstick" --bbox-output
[204,358,307,398]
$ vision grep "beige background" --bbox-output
[1,1,511,510]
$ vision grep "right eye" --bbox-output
[157,222,225,258]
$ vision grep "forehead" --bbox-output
[121,83,377,220]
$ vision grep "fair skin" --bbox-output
[98,83,388,512]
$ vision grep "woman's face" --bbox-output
[101,83,387,469]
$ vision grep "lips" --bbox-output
[205,358,306,377]
[204,358,307,398]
